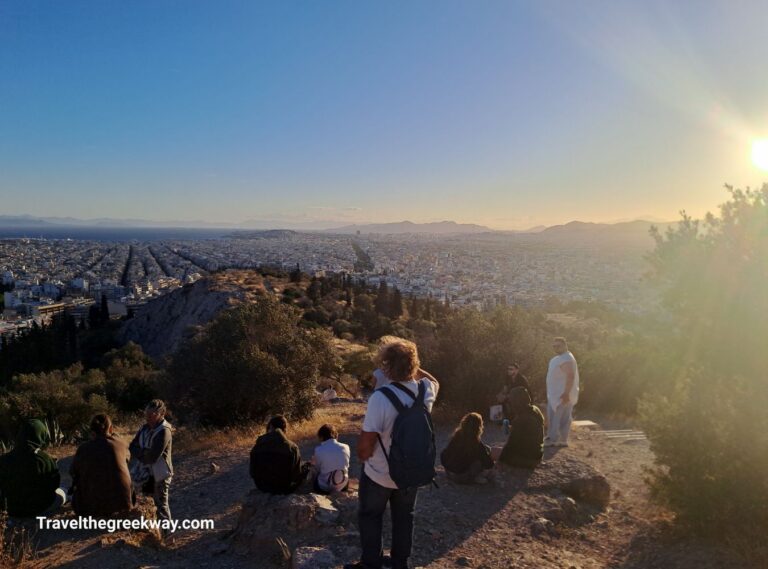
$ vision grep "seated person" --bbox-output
[498,387,544,469]
[249,415,307,494]
[440,412,495,484]
[311,424,350,494]
[497,362,532,420]
[70,414,134,517]
[0,419,65,518]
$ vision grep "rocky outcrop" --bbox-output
[231,491,344,557]
[524,455,611,508]
[291,547,338,569]
[117,271,269,359]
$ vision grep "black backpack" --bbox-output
[376,381,437,489]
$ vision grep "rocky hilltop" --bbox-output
[118,270,277,359]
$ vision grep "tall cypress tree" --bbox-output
[100,295,110,324]
[375,280,389,315]
[390,287,403,319]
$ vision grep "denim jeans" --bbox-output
[547,402,575,443]
[153,477,172,523]
[358,469,418,569]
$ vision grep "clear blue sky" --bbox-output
[1,1,767,229]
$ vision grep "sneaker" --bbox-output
[543,440,558,448]
[556,441,569,448]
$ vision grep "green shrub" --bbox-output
[641,185,768,537]
[0,363,111,442]
[101,341,160,413]
[164,298,340,426]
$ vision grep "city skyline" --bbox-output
[2,1,768,229]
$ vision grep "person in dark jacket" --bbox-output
[249,415,307,494]
[129,399,173,524]
[0,419,64,518]
[498,387,544,468]
[498,362,532,420]
[440,412,494,484]
[70,414,134,518]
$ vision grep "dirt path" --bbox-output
[17,403,748,569]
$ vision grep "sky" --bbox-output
[1,1,767,230]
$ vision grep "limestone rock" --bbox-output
[526,455,611,508]
[530,517,554,537]
[292,547,337,569]
[118,272,269,358]
[232,490,340,555]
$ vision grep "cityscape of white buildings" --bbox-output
[0,231,654,337]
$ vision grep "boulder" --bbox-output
[526,456,611,508]
[530,517,555,538]
[232,491,340,555]
[562,473,610,508]
[292,546,337,569]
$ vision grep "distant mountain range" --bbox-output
[0,214,674,239]
[324,220,494,235]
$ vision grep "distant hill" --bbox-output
[0,215,52,226]
[325,220,494,235]
[537,220,675,248]
[118,271,278,358]
[227,229,299,240]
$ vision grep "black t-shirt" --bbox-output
[505,374,531,395]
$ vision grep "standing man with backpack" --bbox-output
[345,339,439,569]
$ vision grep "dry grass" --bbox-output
[174,402,365,457]
[724,530,768,568]
[0,512,36,567]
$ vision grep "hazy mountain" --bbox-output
[537,220,675,248]
[0,214,239,229]
[325,220,495,235]
[0,215,53,226]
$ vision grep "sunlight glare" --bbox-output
[751,139,768,171]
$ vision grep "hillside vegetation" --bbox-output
[0,186,765,563]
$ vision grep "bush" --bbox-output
[641,186,768,538]
[164,298,340,426]
[101,342,160,413]
[422,306,550,410]
[0,363,111,442]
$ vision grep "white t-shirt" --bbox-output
[362,378,439,489]
[372,368,391,390]
[313,438,350,492]
[546,351,579,405]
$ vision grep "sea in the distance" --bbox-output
[0,226,229,242]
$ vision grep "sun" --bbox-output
[751,139,768,171]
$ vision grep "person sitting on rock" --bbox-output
[441,412,495,484]
[70,414,134,518]
[497,387,545,469]
[0,419,66,518]
[250,415,307,494]
[311,423,350,494]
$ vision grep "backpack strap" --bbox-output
[389,381,418,402]
[375,384,414,461]
[377,385,408,413]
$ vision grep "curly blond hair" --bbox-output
[380,338,420,382]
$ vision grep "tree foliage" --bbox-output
[641,185,768,535]
[0,364,110,442]
[164,298,340,426]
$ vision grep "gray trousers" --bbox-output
[547,402,575,443]
[153,477,172,523]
